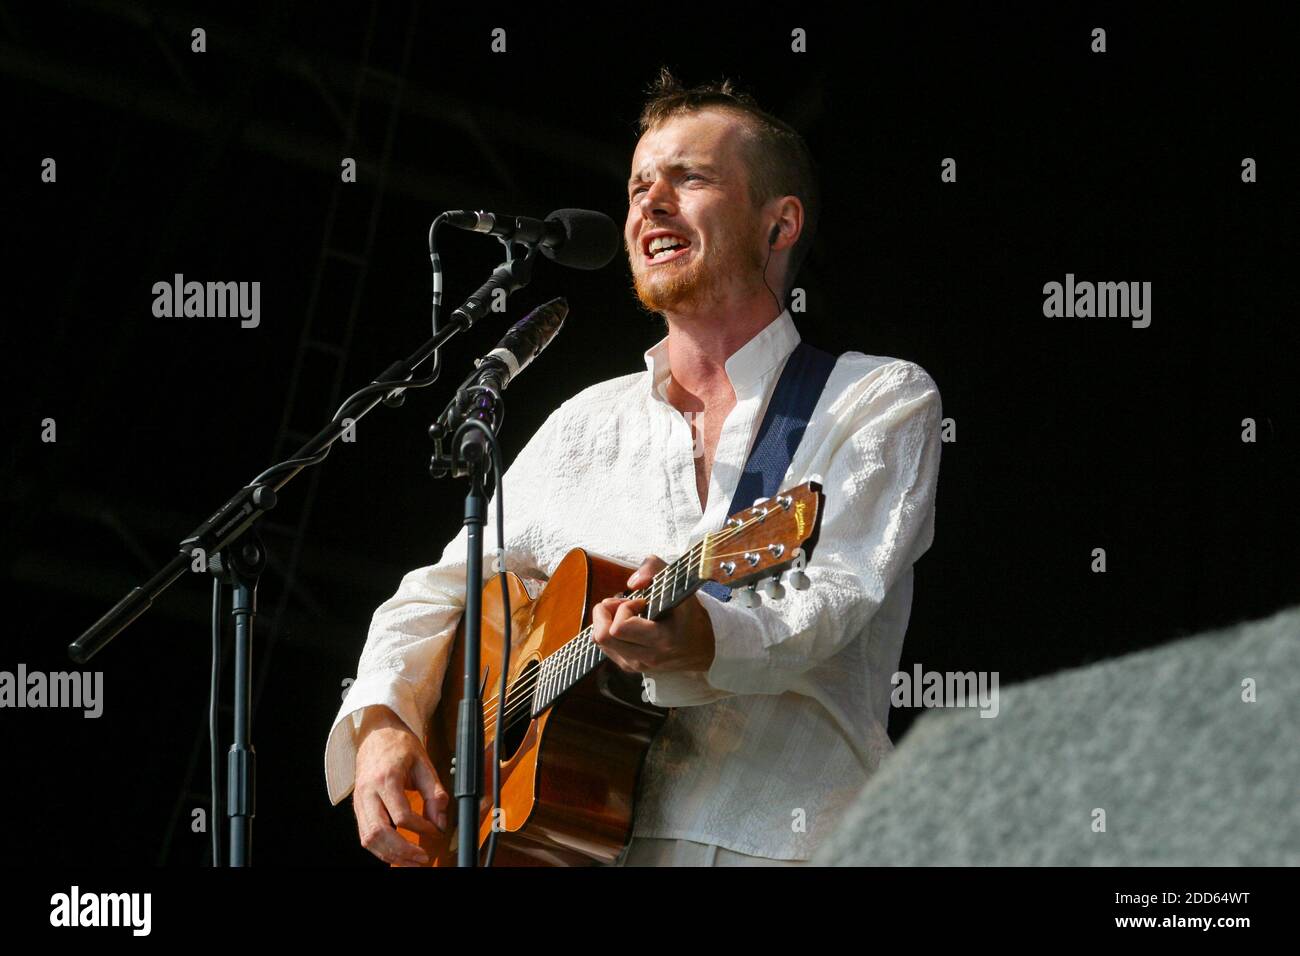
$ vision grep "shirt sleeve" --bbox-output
[647,358,942,704]
[323,409,561,805]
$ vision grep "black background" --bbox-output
[1,3,1295,867]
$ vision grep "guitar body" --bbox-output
[399,547,668,866]
[392,480,825,867]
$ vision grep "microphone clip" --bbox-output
[428,367,504,480]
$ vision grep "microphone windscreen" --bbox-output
[543,208,621,270]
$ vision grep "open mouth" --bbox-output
[642,234,692,266]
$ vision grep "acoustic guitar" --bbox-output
[397,480,825,866]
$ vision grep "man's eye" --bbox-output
[630,173,699,198]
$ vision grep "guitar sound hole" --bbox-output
[494,660,538,761]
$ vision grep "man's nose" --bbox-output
[639,179,677,218]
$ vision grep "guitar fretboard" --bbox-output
[530,535,712,715]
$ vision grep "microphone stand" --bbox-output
[67,241,538,867]
[428,240,538,867]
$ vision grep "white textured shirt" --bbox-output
[324,308,943,860]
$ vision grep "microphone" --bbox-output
[471,296,568,393]
[444,208,620,270]
[431,297,569,475]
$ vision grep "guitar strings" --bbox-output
[477,506,785,731]
[478,526,720,726]
[479,508,777,728]
[478,532,709,718]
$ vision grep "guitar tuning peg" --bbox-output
[788,569,810,591]
[751,496,770,507]
[758,576,785,601]
[734,586,761,608]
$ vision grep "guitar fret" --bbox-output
[519,482,820,740]
[539,549,707,711]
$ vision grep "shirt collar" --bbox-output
[642,308,801,405]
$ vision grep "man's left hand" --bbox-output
[591,555,715,674]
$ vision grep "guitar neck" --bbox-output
[531,541,708,715]
[628,538,710,620]
[527,481,821,716]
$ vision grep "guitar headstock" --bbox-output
[700,481,824,604]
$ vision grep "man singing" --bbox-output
[324,67,943,866]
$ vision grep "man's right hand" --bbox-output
[352,705,449,867]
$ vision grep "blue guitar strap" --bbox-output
[699,341,839,602]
